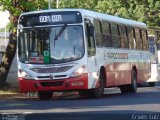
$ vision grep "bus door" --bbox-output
[84,18,97,88]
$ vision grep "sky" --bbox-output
[0,10,10,28]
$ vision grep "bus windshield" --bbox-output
[18,25,85,64]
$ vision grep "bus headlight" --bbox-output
[70,65,86,77]
[18,69,34,80]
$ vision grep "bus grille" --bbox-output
[40,81,64,87]
[37,75,67,79]
[31,66,73,73]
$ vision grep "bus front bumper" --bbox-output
[18,74,88,93]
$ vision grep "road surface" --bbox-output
[0,86,160,120]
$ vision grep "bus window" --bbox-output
[18,31,28,62]
[85,18,96,57]
[135,28,142,49]
[94,19,103,47]
[111,23,120,48]
[102,20,111,35]
[142,30,149,50]
[102,21,112,47]
[119,25,129,48]
[127,27,135,49]
[140,29,143,49]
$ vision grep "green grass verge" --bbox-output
[0,86,19,95]
[0,90,17,95]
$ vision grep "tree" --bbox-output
[95,0,160,28]
[59,0,99,10]
[0,0,48,87]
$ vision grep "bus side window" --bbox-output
[94,19,103,47]
[135,28,142,49]
[85,18,96,57]
[140,29,143,49]
[119,25,129,48]
[102,20,112,47]
[111,23,120,48]
[142,30,149,50]
[127,27,135,49]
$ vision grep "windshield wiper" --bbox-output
[54,24,67,41]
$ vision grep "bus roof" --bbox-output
[19,8,147,29]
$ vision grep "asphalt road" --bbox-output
[0,86,160,120]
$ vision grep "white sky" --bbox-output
[0,10,10,28]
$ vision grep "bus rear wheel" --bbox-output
[120,85,129,94]
[38,91,53,100]
[79,90,88,97]
[149,82,156,87]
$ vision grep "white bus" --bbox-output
[17,9,151,100]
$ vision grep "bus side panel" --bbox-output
[105,63,115,87]
[105,62,132,87]
[140,62,151,83]
[104,62,150,87]
[106,72,116,87]
[114,62,131,86]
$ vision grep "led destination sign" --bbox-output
[39,15,62,23]
[19,11,82,27]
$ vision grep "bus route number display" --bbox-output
[39,15,62,23]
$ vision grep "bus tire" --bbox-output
[129,70,137,93]
[149,82,156,87]
[120,85,129,94]
[38,91,53,100]
[89,72,105,98]
[79,90,88,97]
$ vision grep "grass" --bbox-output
[0,89,18,95]
[0,87,21,98]
[0,84,19,95]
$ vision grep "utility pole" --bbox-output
[48,0,59,9]
[56,0,59,9]
[48,0,51,9]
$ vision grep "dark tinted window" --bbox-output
[135,28,142,49]
[111,23,120,48]
[127,27,136,49]
[119,25,129,48]
[142,30,149,50]
[102,21,112,47]
[94,19,103,47]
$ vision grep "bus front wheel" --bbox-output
[120,85,129,94]
[38,91,53,100]
[89,72,105,98]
